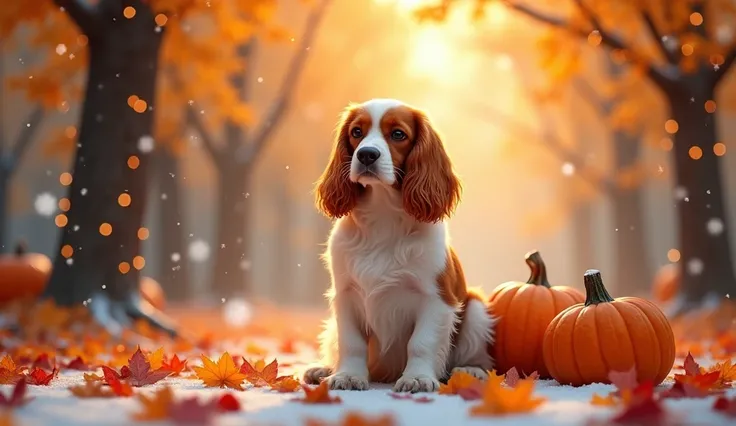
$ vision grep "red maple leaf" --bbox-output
[611,397,668,425]
[31,354,55,370]
[126,348,171,386]
[713,396,736,417]
[662,353,722,400]
[0,378,32,407]
[162,354,188,376]
[240,358,279,387]
[504,367,520,387]
[168,396,218,425]
[682,352,701,376]
[608,366,638,394]
[106,375,134,397]
[26,368,58,386]
[215,393,240,412]
[101,365,130,384]
[64,356,90,371]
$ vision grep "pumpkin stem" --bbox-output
[14,240,28,256]
[524,250,551,288]
[584,269,615,306]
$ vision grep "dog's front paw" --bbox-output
[393,374,440,393]
[451,366,488,380]
[327,371,369,390]
[303,366,333,384]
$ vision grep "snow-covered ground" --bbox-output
[3,337,735,426]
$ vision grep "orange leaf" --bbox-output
[162,354,188,376]
[590,393,617,406]
[240,358,278,386]
[193,353,246,390]
[296,382,342,404]
[469,375,546,416]
[438,370,483,396]
[707,359,736,388]
[69,381,116,399]
[270,376,301,393]
[305,412,396,426]
[132,386,174,421]
[0,356,26,385]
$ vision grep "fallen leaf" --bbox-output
[305,412,396,426]
[245,343,267,356]
[168,396,218,425]
[107,376,134,397]
[439,370,483,397]
[216,393,241,412]
[162,354,188,376]
[126,347,171,386]
[84,373,103,383]
[132,386,174,421]
[295,382,342,404]
[193,353,247,390]
[504,367,520,387]
[0,356,26,385]
[590,393,617,407]
[69,381,115,398]
[525,371,540,381]
[706,359,736,388]
[26,368,57,386]
[146,348,165,371]
[270,376,301,393]
[64,356,90,371]
[608,366,638,393]
[240,358,278,387]
[0,379,32,407]
[412,396,434,403]
[469,375,545,416]
[279,338,296,354]
[31,354,55,370]
[682,352,701,376]
[713,396,736,417]
[387,392,433,403]
[0,410,14,426]
[610,396,667,425]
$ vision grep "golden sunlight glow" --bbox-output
[406,27,454,77]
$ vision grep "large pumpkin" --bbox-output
[543,269,675,387]
[139,276,166,310]
[488,250,584,378]
[0,243,53,303]
[652,263,680,303]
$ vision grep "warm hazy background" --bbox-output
[3,0,736,323]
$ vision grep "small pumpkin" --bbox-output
[543,269,675,387]
[140,276,166,310]
[488,250,584,378]
[652,263,679,303]
[0,242,53,303]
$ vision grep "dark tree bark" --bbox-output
[154,146,190,300]
[43,1,175,335]
[0,169,8,250]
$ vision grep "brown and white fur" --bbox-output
[304,99,496,393]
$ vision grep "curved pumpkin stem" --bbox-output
[14,240,28,256]
[524,250,551,288]
[584,269,615,306]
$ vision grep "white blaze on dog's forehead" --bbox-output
[361,98,407,124]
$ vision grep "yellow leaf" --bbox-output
[439,370,482,395]
[193,352,247,390]
[707,359,736,388]
[469,378,546,416]
[132,386,174,421]
[590,393,617,406]
[146,348,165,371]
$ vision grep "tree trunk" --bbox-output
[668,89,736,303]
[610,130,652,297]
[43,13,163,306]
[570,202,594,279]
[0,169,8,251]
[210,165,251,299]
[155,147,190,300]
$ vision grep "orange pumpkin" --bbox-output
[140,276,166,310]
[543,269,675,387]
[652,263,680,303]
[0,243,53,303]
[488,250,584,378]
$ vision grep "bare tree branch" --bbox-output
[1,106,45,175]
[641,11,679,64]
[236,0,332,164]
[714,47,736,86]
[186,107,223,166]
[503,0,678,91]
[54,0,99,36]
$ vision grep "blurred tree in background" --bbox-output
[421,0,736,309]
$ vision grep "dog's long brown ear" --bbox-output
[315,108,361,218]
[402,110,461,223]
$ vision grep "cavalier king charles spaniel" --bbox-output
[304,99,496,393]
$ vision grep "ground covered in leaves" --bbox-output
[1,301,735,426]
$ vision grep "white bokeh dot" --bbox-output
[222,298,253,327]
[707,218,724,236]
[687,258,704,275]
[188,240,210,262]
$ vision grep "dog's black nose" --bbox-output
[356,147,381,166]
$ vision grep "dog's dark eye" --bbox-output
[351,127,363,138]
[390,130,406,141]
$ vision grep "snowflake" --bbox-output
[137,135,155,153]
[55,44,67,55]
[239,259,252,270]
[171,252,181,262]
[66,258,73,265]
[674,186,688,201]
[707,218,724,236]
[80,188,88,195]
[561,162,575,176]
[687,258,704,275]
[34,192,58,217]
[188,240,210,262]
[222,298,253,327]
[257,77,264,83]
